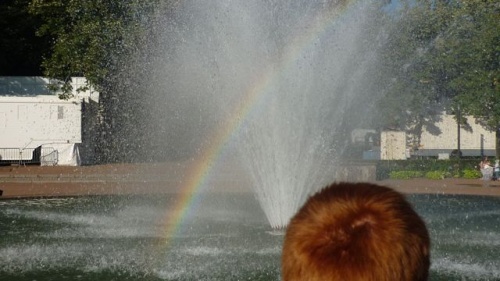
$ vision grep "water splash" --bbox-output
[140,0,386,229]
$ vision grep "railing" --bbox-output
[0,147,58,165]
[41,149,58,166]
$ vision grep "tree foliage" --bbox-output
[29,0,166,97]
[420,0,500,129]
[376,0,500,149]
[28,0,181,162]
[372,2,446,140]
[0,0,50,75]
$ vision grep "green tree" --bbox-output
[372,2,447,144]
[29,0,164,96]
[29,0,174,162]
[420,0,500,155]
[376,0,500,155]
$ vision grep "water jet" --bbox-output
[139,0,385,229]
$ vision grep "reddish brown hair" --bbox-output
[282,182,430,281]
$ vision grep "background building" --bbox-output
[355,114,496,160]
[0,77,99,165]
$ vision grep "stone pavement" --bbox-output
[0,163,499,199]
[379,178,500,196]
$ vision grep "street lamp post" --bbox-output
[457,105,461,157]
[457,105,462,176]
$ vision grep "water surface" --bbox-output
[0,193,499,280]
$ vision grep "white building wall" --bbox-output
[419,115,495,150]
[0,77,98,164]
[381,131,406,160]
[0,96,82,149]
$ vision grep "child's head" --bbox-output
[282,182,430,281]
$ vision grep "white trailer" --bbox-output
[0,77,98,165]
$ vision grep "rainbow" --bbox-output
[159,0,360,247]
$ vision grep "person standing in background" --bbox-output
[479,156,493,184]
[494,159,500,180]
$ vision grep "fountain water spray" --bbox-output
[138,0,386,229]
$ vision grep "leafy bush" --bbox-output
[377,159,482,179]
[425,171,446,180]
[462,169,482,179]
[389,170,424,179]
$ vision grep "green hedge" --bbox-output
[462,169,482,179]
[377,159,481,180]
[425,171,447,180]
[389,171,424,179]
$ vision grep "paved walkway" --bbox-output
[0,164,499,199]
[379,178,500,196]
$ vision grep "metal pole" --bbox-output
[457,105,461,176]
[457,106,461,157]
[480,134,484,157]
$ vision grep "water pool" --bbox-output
[0,193,499,280]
